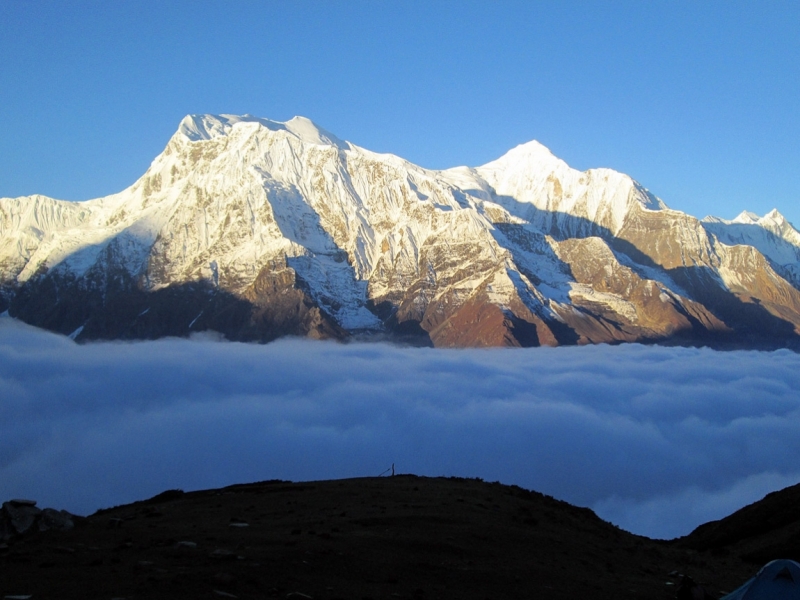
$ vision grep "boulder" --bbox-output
[1,499,79,541]
[39,508,75,532]
[3,500,42,535]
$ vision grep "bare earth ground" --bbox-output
[0,475,787,600]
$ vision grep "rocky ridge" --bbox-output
[1,114,799,348]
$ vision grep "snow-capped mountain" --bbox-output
[702,210,800,288]
[2,114,799,348]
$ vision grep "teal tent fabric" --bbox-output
[722,560,800,600]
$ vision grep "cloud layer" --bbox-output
[2,316,799,539]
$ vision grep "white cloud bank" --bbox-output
[2,315,799,539]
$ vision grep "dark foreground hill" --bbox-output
[679,481,800,566]
[0,475,783,600]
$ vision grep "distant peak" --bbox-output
[760,209,799,234]
[710,209,799,239]
[730,209,789,226]
[732,210,761,224]
[479,139,565,171]
[507,140,559,160]
[764,208,786,222]
[177,113,349,149]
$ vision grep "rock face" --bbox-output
[0,499,76,541]
[1,113,800,348]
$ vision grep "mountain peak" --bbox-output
[764,208,788,223]
[730,209,795,231]
[177,114,349,149]
[476,139,568,183]
[732,210,761,224]
[3,112,800,350]
[485,139,563,169]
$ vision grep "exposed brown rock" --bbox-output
[552,236,728,343]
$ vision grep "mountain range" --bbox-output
[2,114,800,348]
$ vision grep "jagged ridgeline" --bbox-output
[2,114,800,348]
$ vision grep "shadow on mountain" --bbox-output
[482,227,581,346]
[4,190,800,348]
[487,196,800,348]
[4,185,389,345]
[701,220,800,291]
[258,174,383,332]
[363,299,434,347]
[259,171,436,345]
[7,262,345,344]
[492,194,607,241]
[669,265,798,341]
[490,222,575,286]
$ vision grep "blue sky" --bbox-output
[1,1,798,224]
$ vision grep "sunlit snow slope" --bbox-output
[2,114,799,348]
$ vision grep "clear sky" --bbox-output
[1,1,798,226]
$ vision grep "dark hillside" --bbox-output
[1,476,761,599]
[679,481,800,565]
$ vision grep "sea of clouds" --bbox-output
[2,315,799,539]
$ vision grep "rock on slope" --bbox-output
[2,114,799,348]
